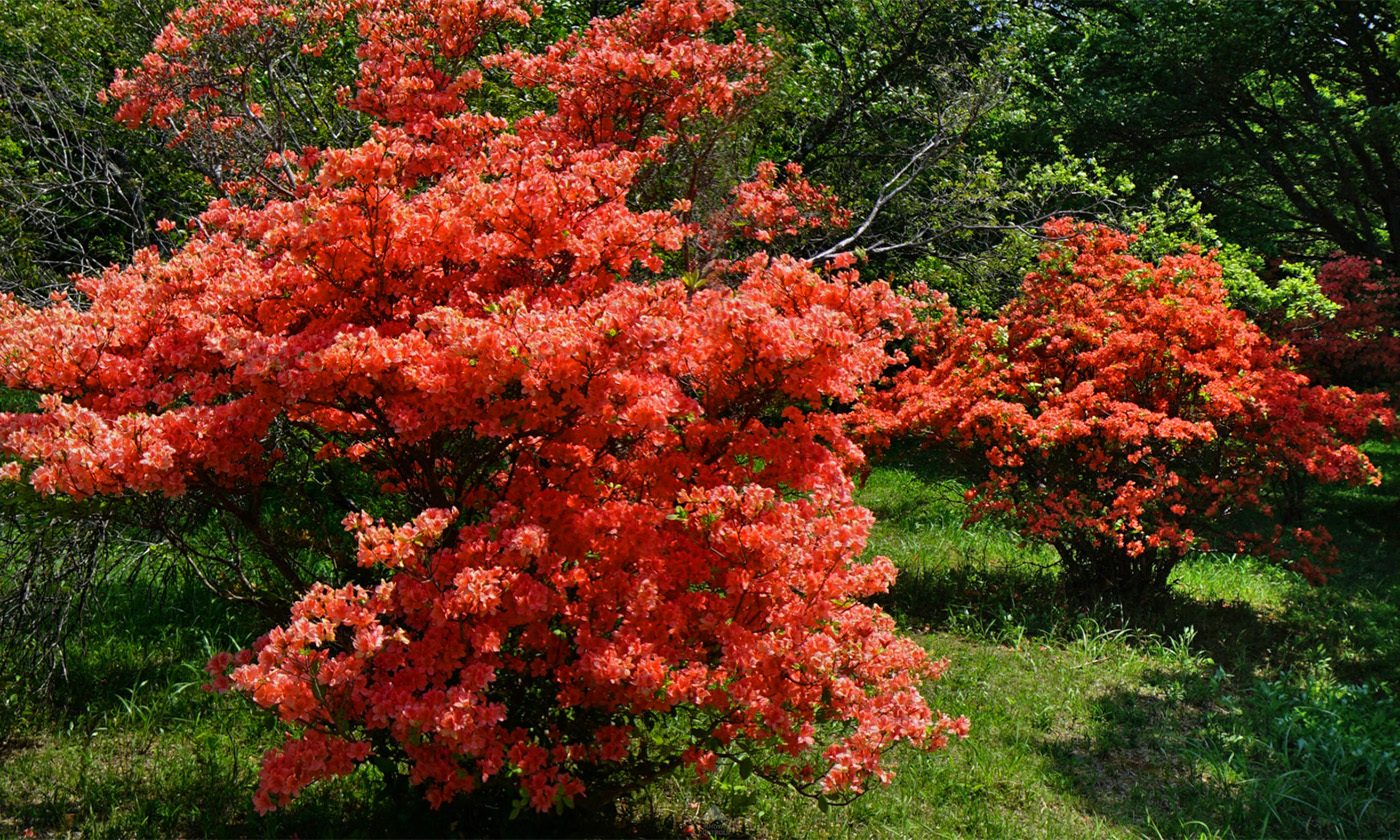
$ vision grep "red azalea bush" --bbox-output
[1285,255,1400,392]
[0,0,965,816]
[874,219,1390,598]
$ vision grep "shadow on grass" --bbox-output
[4,740,694,840]
[1281,476,1400,685]
[1039,684,1227,839]
[1040,671,1400,839]
[869,437,1400,685]
[262,783,695,840]
[879,546,1315,681]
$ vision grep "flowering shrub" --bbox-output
[0,0,965,817]
[875,219,1389,598]
[1284,255,1400,392]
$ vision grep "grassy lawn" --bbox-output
[2,444,1398,838]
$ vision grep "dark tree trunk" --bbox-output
[1054,538,1180,604]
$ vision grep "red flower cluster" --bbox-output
[876,220,1390,595]
[1,0,963,815]
[1285,255,1400,392]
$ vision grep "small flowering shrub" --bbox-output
[875,220,1389,599]
[1284,255,1400,392]
[0,0,967,817]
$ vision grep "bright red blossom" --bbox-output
[1,0,964,814]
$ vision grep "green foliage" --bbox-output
[1194,674,1400,838]
[1115,187,1339,326]
[1003,0,1400,268]
[902,146,1340,321]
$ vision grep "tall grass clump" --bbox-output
[1193,673,1400,838]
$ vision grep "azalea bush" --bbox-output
[0,0,965,817]
[876,220,1390,599]
[1284,255,1400,392]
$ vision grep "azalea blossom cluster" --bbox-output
[1286,255,1400,392]
[874,219,1389,596]
[0,0,964,815]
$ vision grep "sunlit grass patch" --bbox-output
[1168,553,1304,613]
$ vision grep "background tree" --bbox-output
[740,0,1008,267]
[0,0,205,298]
[1004,0,1400,269]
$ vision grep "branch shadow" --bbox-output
[1038,683,1230,839]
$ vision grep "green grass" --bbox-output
[3,442,1399,838]
[0,579,383,838]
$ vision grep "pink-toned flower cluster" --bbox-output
[1,0,964,815]
[873,219,1390,594]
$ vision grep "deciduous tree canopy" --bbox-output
[1008,0,1400,268]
